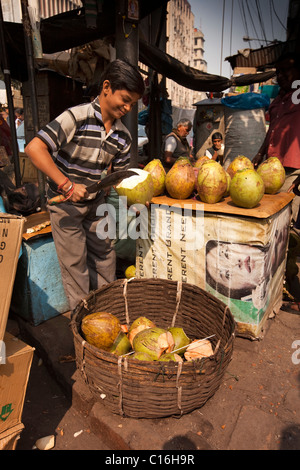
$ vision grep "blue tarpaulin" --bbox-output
[221,92,270,110]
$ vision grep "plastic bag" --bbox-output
[221,92,270,110]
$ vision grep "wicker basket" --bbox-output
[71,278,236,419]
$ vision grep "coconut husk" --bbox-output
[184,339,214,361]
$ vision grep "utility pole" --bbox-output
[20,0,46,209]
[115,0,140,168]
[0,0,22,187]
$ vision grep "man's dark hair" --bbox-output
[212,132,223,141]
[99,59,145,96]
[275,51,300,71]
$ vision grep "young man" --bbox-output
[15,108,24,128]
[25,59,145,311]
[205,132,224,165]
[163,119,193,169]
[252,52,300,225]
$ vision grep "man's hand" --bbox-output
[288,174,300,196]
[252,153,265,169]
[70,183,89,202]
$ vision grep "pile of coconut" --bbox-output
[115,155,286,210]
[81,312,214,362]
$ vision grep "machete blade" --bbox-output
[86,169,138,194]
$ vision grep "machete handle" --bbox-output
[48,194,67,205]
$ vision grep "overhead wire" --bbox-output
[255,0,268,44]
[220,0,226,76]
[244,0,263,48]
[238,0,251,47]
[270,0,288,31]
[229,0,234,56]
[229,0,234,76]
[269,0,275,39]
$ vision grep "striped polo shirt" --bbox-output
[36,98,132,198]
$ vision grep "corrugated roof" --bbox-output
[225,40,297,70]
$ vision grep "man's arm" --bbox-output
[252,134,269,168]
[164,151,177,168]
[25,137,87,201]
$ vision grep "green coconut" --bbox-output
[125,265,136,279]
[158,352,183,362]
[230,168,265,208]
[227,155,254,179]
[115,168,154,206]
[194,155,211,168]
[128,316,156,345]
[81,311,121,351]
[165,162,195,199]
[133,327,175,360]
[144,159,166,196]
[197,160,228,204]
[129,316,156,331]
[168,327,191,356]
[130,352,153,361]
[173,156,193,168]
[110,331,132,356]
[256,157,286,194]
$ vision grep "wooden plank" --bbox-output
[151,192,294,219]
[22,210,51,240]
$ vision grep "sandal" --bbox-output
[281,302,300,315]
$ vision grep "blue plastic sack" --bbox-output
[221,92,270,110]
[0,196,6,213]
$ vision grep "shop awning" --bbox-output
[1,6,276,90]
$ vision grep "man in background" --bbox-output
[252,52,300,227]
[163,118,193,169]
[205,132,224,165]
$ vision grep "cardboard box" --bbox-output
[0,213,25,341]
[0,333,34,434]
[136,193,294,340]
[0,423,24,450]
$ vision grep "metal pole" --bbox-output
[115,0,139,168]
[0,0,22,187]
[20,0,46,209]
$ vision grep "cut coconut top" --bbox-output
[115,168,149,189]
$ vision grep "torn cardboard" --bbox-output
[0,213,25,341]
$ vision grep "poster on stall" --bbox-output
[136,202,291,339]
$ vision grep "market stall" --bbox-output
[136,192,294,340]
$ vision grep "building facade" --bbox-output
[1,0,82,22]
[192,27,207,104]
[166,0,207,108]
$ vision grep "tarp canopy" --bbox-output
[139,39,275,92]
[1,6,275,90]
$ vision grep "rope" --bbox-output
[122,279,130,326]
[80,339,88,383]
[171,280,182,327]
[117,356,124,416]
[176,361,183,415]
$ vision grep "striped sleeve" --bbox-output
[36,110,77,152]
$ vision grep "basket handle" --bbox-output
[122,279,131,326]
[171,280,182,327]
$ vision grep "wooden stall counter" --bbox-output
[137,192,294,339]
[151,192,294,219]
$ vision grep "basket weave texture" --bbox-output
[71,278,236,419]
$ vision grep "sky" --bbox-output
[188,0,290,78]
